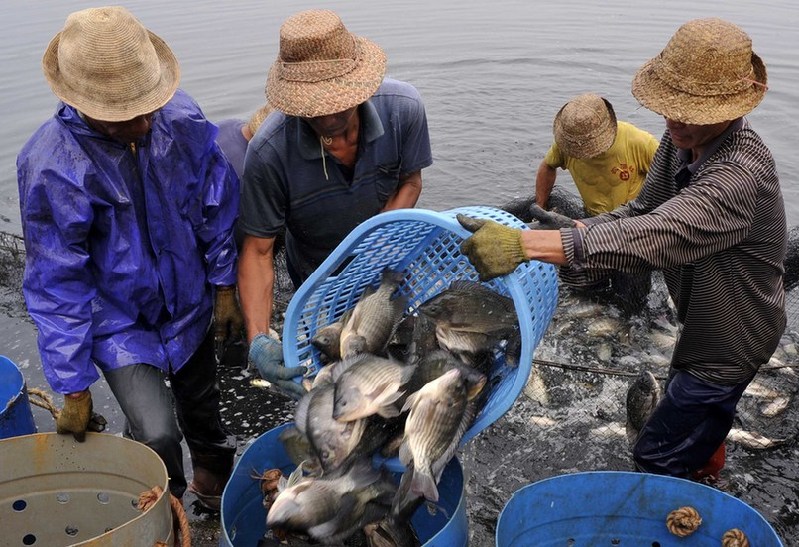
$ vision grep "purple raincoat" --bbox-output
[17,89,239,394]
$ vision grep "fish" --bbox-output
[726,428,788,450]
[340,268,408,358]
[625,370,662,444]
[398,368,482,502]
[295,383,368,474]
[311,308,353,362]
[267,458,396,544]
[417,279,519,368]
[331,353,416,421]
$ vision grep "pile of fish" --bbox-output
[259,269,521,546]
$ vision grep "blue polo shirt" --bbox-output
[240,78,432,281]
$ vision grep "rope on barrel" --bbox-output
[26,387,59,419]
[722,528,750,547]
[666,506,702,537]
[138,485,191,547]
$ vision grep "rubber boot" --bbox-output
[691,442,726,482]
[187,451,234,512]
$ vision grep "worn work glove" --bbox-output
[457,214,527,281]
[214,285,245,360]
[248,333,307,400]
[528,204,577,229]
[56,390,106,442]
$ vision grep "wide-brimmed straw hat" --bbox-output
[266,10,387,118]
[632,18,767,125]
[42,6,180,122]
[552,94,618,160]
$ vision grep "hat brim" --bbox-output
[266,36,387,118]
[42,30,180,122]
[631,53,767,125]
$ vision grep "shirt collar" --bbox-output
[677,117,746,175]
[297,99,385,160]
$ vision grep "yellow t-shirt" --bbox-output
[544,121,659,216]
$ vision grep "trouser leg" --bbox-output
[632,369,750,478]
[171,331,235,509]
[104,363,186,498]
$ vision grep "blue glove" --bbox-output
[248,333,307,400]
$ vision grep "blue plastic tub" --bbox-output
[283,206,559,449]
[220,423,468,546]
[0,355,36,439]
[496,471,783,546]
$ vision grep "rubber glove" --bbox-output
[248,333,307,400]
[57,390,106,442]
[457,214,527,281]
[214,285,244,360]
[528,204,577,229]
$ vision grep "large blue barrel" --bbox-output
[497,471,783,546]
[221,423,468,546]
[0,355,36,439]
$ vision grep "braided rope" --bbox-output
[138,486,191,547]
[721,528,750,547]
[26,387,59,419]
[666,506,702,537]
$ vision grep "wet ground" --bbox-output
[3,239,798,546]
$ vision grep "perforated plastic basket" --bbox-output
[282,206,559,447]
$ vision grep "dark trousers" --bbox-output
[632,368,751,478]
[104,332,234,498]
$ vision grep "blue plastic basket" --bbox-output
[282,206,559,448]
[220,423,468,547]
[496,471,784,546]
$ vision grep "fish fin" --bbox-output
[381,267,406,287]
[398,440,412,466]
[378,401,402,419]
[411,467,440,502]
[285,462,305,488]
[401,390,418,413]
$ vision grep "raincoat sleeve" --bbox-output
[196,132,240,288]
[17,151,100,394]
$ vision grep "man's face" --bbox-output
[84,111,156,143]
[303,106,358,138]
[665,118,732,151]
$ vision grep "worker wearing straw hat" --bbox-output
[457,18,786,481]
[535,94,659,218]
[17,6,241,509]
[239,9,432,399]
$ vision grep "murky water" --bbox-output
[2,0,798,545]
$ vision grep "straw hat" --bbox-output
[266,10,387,118]
[552,94,618,160]
[246,103,273,137]
[632,18,767,124]
[42,6,180,122]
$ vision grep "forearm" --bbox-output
[519,229,568,265]
[535,162,557,208]
[383,171,422,210]
[237,236,276,342]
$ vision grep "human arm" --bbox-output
[382,170,422,210]
[535,160,558,209]
[238,234,276,343]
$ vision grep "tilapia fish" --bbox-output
[340,268,408,358]
[295,383,367,474]
[332,353,416,421]
[267,459,395,544]
[625,370,661,444]
[399,368,482,502]
[417,279,520,368]
[311,308,353,363]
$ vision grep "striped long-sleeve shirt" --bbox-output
[560,118,786,385]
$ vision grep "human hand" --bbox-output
[248,333,307,400]
[456,214,527,281]
[528,204,577,229]
[57,390,105,442]
[214,285,244,359]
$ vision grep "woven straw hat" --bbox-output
[266,10,387,118]
[552,94,618,159]
[42,6,180,122]
[246,103,273,137]
[632,18,767,124]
